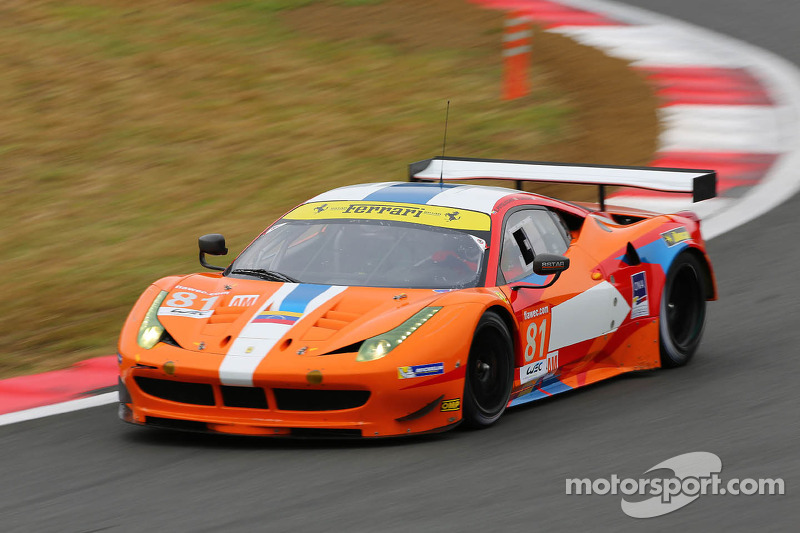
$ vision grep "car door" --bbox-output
[498,208,626,383]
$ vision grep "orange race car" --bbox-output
[118,157,717,437]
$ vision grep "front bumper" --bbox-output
[119,343,468,438]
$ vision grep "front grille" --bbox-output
[220,385,269,409]
[135,377,215,406]
[133,377,369,412]
[273,388,370,411]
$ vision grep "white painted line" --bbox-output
[0,392,118,427]
[658,105,786,153]
[505,17,530,27]
[553,25,746,68]
[607,196,732,222]
[556,0,800,240]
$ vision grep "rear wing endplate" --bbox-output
[409,156,716,210]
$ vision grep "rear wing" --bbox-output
[409,156,716,211]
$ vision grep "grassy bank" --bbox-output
[0,0,658,377]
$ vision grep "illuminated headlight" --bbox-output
[137,290,169,350]
[356,307,441,362]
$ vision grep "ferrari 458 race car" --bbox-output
[118,157,717,437]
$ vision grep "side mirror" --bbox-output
[199,234,228,271]
[512,254,570,291]
[533,253,570,275]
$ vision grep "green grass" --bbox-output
[0,0,654,377]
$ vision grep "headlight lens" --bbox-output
[356,307,441,362]
[137,290,169,350]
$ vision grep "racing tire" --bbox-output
[463,311,514,428]
[659,252,707,368]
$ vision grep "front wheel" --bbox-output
[463,311,514,428]
[659,252,707,367]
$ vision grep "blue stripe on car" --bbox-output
[540,379,572,396]
[278,284,333,314]
[362,183,459,204]
[633,239,689,275]
[508,377,573,407]
[509,390,549,407]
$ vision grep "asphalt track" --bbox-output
[2,1,799,531]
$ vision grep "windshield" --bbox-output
[228,219,489,289]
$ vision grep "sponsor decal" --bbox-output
[229,294,259,307]
[440,398,461,412]
[661,226,691,247]
[164,291,222,313]
[540,260,566,270]
[252,310,303,325]
[470,235,487,250]
[432,288,457,293]
[492,194,518,213]
[344,203,423,217]
[157,307,214,319]
[523,304,549,321]
[522,305,551,364]
[285,201,491,231]
[630,271,649,319]
[174,285,229,296]
[520,351,558,385]
[398,362,445,379]
[492,288,509,304]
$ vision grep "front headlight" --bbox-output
[356,307,441,362]
[137,290,169,349]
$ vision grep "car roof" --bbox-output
[304,182,534,214]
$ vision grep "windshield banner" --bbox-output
[286,201,491,231]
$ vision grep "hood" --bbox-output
[156,273,449,356]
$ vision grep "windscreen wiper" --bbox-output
[229,268,300,283]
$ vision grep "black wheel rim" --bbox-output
[666,264,704,350]
[469,326,510,416]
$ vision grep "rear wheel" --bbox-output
[463,311,513,428]
[660,252,707,367]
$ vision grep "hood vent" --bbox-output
[206,305,249,324]
[305,309,361,341]
[200,300,259,340]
